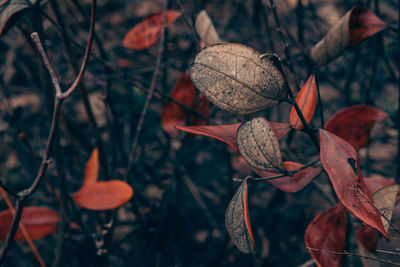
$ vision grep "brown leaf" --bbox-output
[0,206,60,241]
[84,148,99,187]
[310,7,386,66]
[254,161,321,193]
[372,184,398,233]
[176,121,290,151]
[237,117,285,172]
[319,129,388,238]
[305,203,347,267]
[161,71,209,136]
[195,10,221,46]
[122,10,181,50]
[73,180,134,211]
[289,74,317,130]
[225,178,254,254]
[325,105,388,150]
[190,43,286,115]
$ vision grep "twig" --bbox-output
[126,4,168,176]
[236,159,320,182]
[0,0,96,262]
[397,0,400,182]
[314,69,324,129]
[306,247,400,266]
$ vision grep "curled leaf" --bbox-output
[289,74,317,130]
[176,121,290,151]
[310,7,387,66]
[0,0,38,36]
[325,105,388,150]
[195,10,221,46]
[225,178,254,254]
[161,71,209,136]
[305,203,347,267]
[190,43,286,115]
[122,10,181,50]
[254,161,321,193]
[237,117,284,172]
[73,180,134,211]
[319,129,388,238]
[0,206,60,241]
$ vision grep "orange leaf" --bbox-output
[122,10,181,50]
[305,203,346,267]
[254,161,321,193]
[319,129,388,238]
[73,180,133,211]
[0,206,60,241]
[325,105,387,150]
[289,74,317,130]
[84,148,99,186]
[176,122,290,151]
[161,71,209,137]
[348,7,387,47]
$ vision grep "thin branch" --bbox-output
[126,6,167,176]
[30,33,62,97]
[306,247,400,266]
[61,0,97,99]
[235,159,320,182]
[0,0,97,262]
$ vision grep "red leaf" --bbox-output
[225,178,254,253]
[348,7,387,47]
[176,122,290,151]
[0,207,60,241]
[254,161,321,193]
[357,226,378,252]
[325,105,388,150]
[319,129,388,238]
[161,71,209,137]
[84,148,99,186]
[289,74,317,130]
[305,203,347,267]
[73,180,134,211]
[364,177,396,195]
[122,11,182,50]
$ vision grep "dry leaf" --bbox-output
[190,43,286,115]
[373,184,398,233]
[237,117,285,172]
[225,178,254,254]
[310,7,386,66]
[195,10,221,45]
